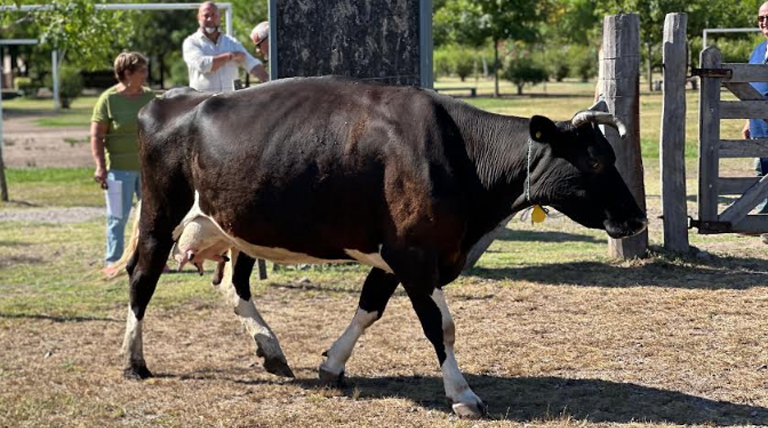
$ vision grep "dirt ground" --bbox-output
[3,274,768,427]
[2,112,91,168]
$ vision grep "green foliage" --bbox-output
[455,52,475,81]
[502,57,548,95]
[168,53,191,88]
[710,38,761,63]
[567,45,598,82]
[44,66,83,109]
[14,77,39,99]
[434,46,478,81]
[33,0,130,70]
[434,49,454,79]
[540,46,571,81]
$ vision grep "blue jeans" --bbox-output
[105,170,141,264]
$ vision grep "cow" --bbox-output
[120,76,647,419]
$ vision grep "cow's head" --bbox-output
[526,105,647,239]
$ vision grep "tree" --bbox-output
[435,0,548,97]
[0,0,129,202]
[502,56,548,95]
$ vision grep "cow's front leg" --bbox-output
[220,249,293,377]
[319,267,399,384]
[386,247,486,419]
[404,285,486,418]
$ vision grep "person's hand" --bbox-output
[230,52,246,62]
[743,120,751,140]
[94,167,108,190]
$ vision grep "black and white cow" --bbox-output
[121,76,646,418]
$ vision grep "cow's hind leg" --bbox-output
[220,249,293,377]
[319,267,399,384]
[122,232,175,379]
[386,248,486,419]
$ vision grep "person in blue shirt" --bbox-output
[743,2,768,219]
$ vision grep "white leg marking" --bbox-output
[431,288,484,415]
[320,308,379,376]
[121,305,144,368]
[219,249,287,363]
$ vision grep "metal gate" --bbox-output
[693,46,768,234]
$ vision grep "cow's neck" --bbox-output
[446,102,545,238]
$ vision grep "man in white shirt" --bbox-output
[183,2,269,92]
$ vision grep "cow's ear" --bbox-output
[529,115,559,143]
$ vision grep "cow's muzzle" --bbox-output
[604,216,648,239]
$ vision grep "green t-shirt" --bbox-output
[91,85,156,171]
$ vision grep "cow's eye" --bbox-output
[590,160,600,170]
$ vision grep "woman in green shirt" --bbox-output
[90,52,156,273]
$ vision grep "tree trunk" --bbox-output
[0,87,8,202]
[493,40,500,97]
[647,42,653,92]
[517,83,523,95]
[159,54,166,89]
[0,145,8,202]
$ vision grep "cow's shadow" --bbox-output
[188,370,768,425]
[467,247,768,290]
[492,229,606,244]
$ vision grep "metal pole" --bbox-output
[52,50,60,112]
[268,0,277,79]
[225,6,233,36]
[0,62,8,201]
[419,0,433,89]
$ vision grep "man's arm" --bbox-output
[183,38,240,74]
[250,63,269,82]
[229,39,268,82]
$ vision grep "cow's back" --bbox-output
[179,77,473,259]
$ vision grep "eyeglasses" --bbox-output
[255,37,268,48]
[759,15,768,23]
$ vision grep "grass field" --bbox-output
[1,79,768,427]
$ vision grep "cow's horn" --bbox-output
[571,111,628,138]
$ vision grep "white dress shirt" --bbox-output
[182,29,262,92]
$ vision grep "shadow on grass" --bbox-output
[0,240,32,247]
[0,200,41,208]
[177,369,768,425]
[493,228,606,244]
[0,255,45,269]
[467,251,768,290]
[0,312,120,323]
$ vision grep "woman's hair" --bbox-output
[113,51,148,83]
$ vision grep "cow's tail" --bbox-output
[104,201,142,280]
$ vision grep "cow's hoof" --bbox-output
[318,366,345,386]
[452,398,487,419]
[123,365,153,380]
[263,357,295,378]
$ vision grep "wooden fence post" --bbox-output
[603,13,648,259]
[660,13,689,252]
[698,46,721,225]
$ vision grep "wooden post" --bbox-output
[603,14,648,259]
[698,46,721,226]
[660,13,689,252]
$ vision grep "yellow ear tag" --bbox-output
[535,131,542,139]
[531,205,547,224]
